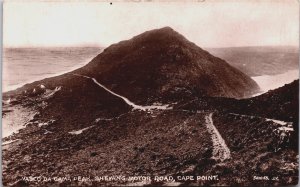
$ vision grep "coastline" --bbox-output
[3,68,298,95]
[252,69,299,95]
[3,47,103,93]
[2,104,37,139]
[3,60,91,93]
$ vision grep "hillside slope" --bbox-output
[5,27,259,102]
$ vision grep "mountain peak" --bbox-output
[76,28,259,101]
[142,26,176,34]
[151,26,179,35]
[155,26,174,31]
[129,26,188,46]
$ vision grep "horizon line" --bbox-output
[3,44,299,49]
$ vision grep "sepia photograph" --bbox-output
[2,0,299,186]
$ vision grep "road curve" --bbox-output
[72,74,171,111]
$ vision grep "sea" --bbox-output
[252,69,299,95]
[3,47,102,92]
[2,47,299,94]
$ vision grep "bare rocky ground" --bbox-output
[3,101,214,186]
[2,82,298,186]
[211,112,298,186]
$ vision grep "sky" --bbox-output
[3,0,299,48]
